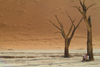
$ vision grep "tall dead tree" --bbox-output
[49,11,83,57]
[74,0,95,61]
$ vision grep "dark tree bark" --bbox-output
[49,11,83,58]
[64,38,70,57]
[87,16,94,61]
[74,0,95,61]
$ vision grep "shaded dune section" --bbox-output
[0,0,100,50]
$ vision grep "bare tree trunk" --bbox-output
[87,29,94,61]
[72,0,95,61]
[82,15,94,61]
[87,18,94,61]
[64,38,70,57]
[49,11,83,58]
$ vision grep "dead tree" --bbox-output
[49,11,83,57]
[74,0,95,61]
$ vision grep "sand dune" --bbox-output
[0,0,100,50]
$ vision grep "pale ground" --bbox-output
[0,49,100,67]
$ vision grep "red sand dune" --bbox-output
[0,0,100,50]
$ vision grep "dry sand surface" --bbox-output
[0,0,100,50]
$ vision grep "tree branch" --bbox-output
[65,10,76,37]
[49,15,67,38]
[49,20,62,31]
[55,31,65,38]
[72,18,76,28]
[69,18,83,40]
[79,0,87,13]
[65,10,73,22]
[76,17,83,29]
[54,15,66,37]
[54,15,63,28]
[67,25,73,37]
[86,4,96,11]
[69,29,75,41]
[79,0,83,7]
[65,10,75,37]
[73,6,83,14]
[65,10,76,29]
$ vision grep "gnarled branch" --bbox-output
[78,0,95,14]
[79,0,82,7]
[72,18,76,28]
[54,15,66,37]
[75,17,83,29]
[49,15,66,38]
[79,0,86,13]
[49,20,62,31]
[54,15,63,29]
[69,17,83,40]
[55,31,65,38]
[86,4,96,11]
[65,10,76,37]
[73,6,83,14]
[65,10,73,22]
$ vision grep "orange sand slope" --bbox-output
[0,0,100,50]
